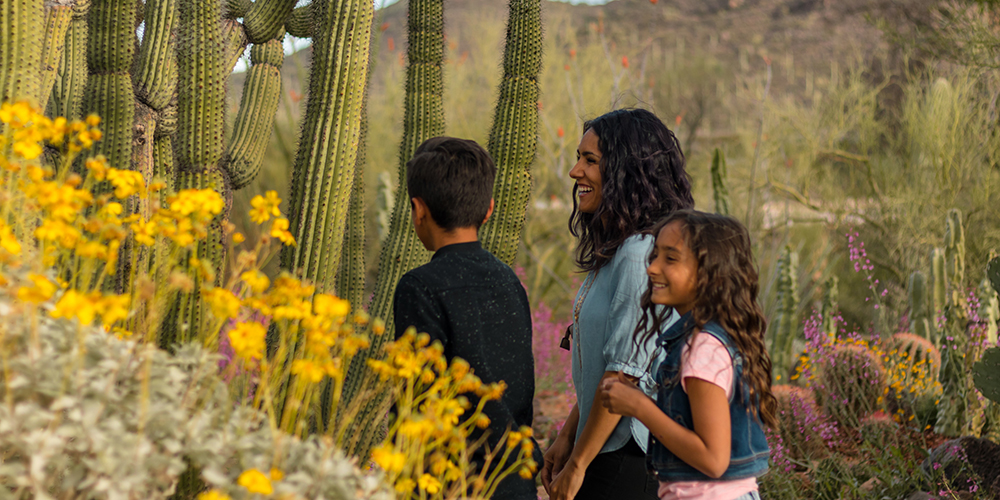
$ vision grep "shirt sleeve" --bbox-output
[680,333,734,399]
[602,237,658,392]
[392,274,448,349]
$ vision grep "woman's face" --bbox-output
[569,128,602,214]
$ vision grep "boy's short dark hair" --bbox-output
[406,136,496,230]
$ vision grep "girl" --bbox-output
[599,210,777,500]
[542,109,694,500]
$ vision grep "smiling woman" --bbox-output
[542,108,694,500]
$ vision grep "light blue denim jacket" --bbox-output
[571,233,676,454]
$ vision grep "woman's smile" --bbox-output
[569,129,603,213]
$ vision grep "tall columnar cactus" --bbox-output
[820,276,838,341]
[931,247,947,322]
[38,1,74,109]
[338,0,444,461]
[944,209,966,308]
[1,0,46,107]
[375,171,394,242]
[909,271,934,341]
[225,37,284,190]
[710,148,731,216]
[336,109,368,312]
[82,0,138,175]
[772,245,800,379]
[47,0,90,121]
[989,256,1000,296]
[134,0,178,113]
[479,0,542,266]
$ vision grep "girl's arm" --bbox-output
[600,372,732,478]
[547,371,625,500]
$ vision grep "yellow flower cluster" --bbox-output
[249,191,295,246]
[370,330,537,499]
[0,101,102,161]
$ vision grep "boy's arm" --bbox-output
[392,274,448,347]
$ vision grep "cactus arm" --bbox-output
[222,18,250,74]
[47,0,89,120]
[335,110,367,309]
[82,0,138,174]
[931,247,946,322]
[225,38,283,189]
[224,0,251,19]
[134,0,177,111]
[285,4,313,38]
[710,148,731,216]
[1,0,46,107]
[908,271,933,340]
[38,1,75,109]
[279,0,374,293]
[479,0,543,266]
[243,0,297,44]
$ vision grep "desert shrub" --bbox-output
[772,385,839,461]
[815,340,889,432]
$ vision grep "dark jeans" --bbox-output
[575,438,658,500]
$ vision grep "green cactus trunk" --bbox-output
[820,276,838,341]
[47,1,89,121]
[338,0,444,460]
[336,113,368,311]
[135,0,178,113]
[243,0,297,44]
[1,0,46,107]
[772,245,800,380]
[280,0,374,294]
[710,148,731,216]
[479,0,542,266]
[38,1,74,109]
[909,271,934,341]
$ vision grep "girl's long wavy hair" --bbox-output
[570,108,694,272]
[636,210,778,429]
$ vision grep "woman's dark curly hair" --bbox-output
[570,108,694,272]
[635,210,778,429]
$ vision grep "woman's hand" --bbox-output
[599,371,648,418]
[547,459,586,500]
[541,434,573,494]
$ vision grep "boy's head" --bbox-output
[407,136,496,231]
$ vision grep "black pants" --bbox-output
[575,438,659,500]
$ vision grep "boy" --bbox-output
[393,136,541,500]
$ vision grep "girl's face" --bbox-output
[569,128,603,213]
[647,220,699,314]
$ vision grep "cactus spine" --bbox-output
[710,148,731,216]
[772,245,800,379]
[479,0,542,266]
[281,0,374,294]
[1,0,46,107]
[909,270,934,342]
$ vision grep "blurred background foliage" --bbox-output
[228,0,1000,343]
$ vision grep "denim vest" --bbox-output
[647,312,770,481]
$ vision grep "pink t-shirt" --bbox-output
[657,332,758,500]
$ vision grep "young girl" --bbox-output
[598,210,778,500]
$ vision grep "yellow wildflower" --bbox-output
[204,287,241,319]
[105,168,146,199]
[291,360,326,383]
[240,270,270,294]
[232,232,245,244]
[237,469,273,495]
[17,274,57,304]
[313,293,350,319]
[196,490,231,500]
[98,294,130,327]
[371,445,406,473]
[228,321,266,362]
[131,218,158,246]
[85,156,109,181]
[269,468,283,481]
[50,290,100,325]
[249,190,282,224]
[395,478,416,494]
[417,474,441,494]
[0,222,21,255]
[35,218,81,248]
[270,218,295,246]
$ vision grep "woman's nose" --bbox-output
[568,161,582,179]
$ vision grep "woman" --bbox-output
[541,108,694,500]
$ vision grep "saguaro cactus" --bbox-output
[710,148,731,216]
[47,0,90,121]
[1,0,46,107]
[280,0,375,295]
[820,276,838,341]
[909,271,934,341]
[479,0,543,266]
[772,245,800,379]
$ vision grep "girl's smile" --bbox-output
[647,220,698,314]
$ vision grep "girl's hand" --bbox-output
[599,371,647,418]
[547,460,586,500]
[541,435,573,494]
